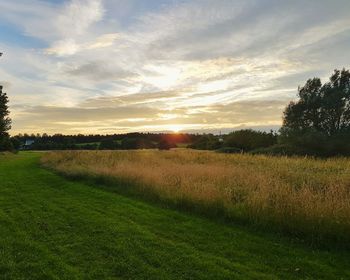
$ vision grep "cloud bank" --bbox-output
[0,0,349,134]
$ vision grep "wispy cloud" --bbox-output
[0,0,349,134]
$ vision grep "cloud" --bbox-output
[46,33,120,56]
[64,61,135,82]
[46,0,105,56]
[56,0,104,38]
[87,33,119,49]
[0,1,57,40]
[11,96,288,134]
[1,0,350,134]
[46,39,80,56]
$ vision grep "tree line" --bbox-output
[191,69,350,156]
[1,68,350,156]
[10,132,196,151]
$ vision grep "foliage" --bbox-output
[215,147,242,154]
[223,129,277,151]
[99,138,118,150]
[30,136,76,150]
[157,138,175,150]
[120,137,155,149]
[77,143,98,150]
[10,137,21,150]
[249,144,305,156]
[0,137,13,151]
[283,69,350,135]
[0,85,12,151]
[281,69,350,156]
[188,134,222,150]
[13,133,193,151]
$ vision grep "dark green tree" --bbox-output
[0,85,12,151]
[99,138,118,150]
[224,129,276,152]
[188,134,222,150]
[280,68,350,156]
[158,139,173,150]
[282,69,350,136]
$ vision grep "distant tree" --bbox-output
[10,137,21,150]
[282,69,350,135]
[158,139,173,150]
[121,137,155,150]
[99,138,118,150]
[280,68,350,156]
[224,130,276,152]
[188,134,222,150]
[0,85,12,151]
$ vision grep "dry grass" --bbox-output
[41,149,350,243]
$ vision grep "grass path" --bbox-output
[0,152,349,279]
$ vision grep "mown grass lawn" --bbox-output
[0,152,349,279]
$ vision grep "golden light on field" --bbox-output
[42,150,350,242]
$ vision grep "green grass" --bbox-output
[0,152,349,279]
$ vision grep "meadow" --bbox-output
[41,149,350,245]
[1,152,350,279]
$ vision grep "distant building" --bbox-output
[23,139,35,150]
[218,131,224,142]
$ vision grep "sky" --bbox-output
[0,0,350,135]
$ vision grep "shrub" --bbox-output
[188,134,222,150]
[99,138,118,150]
[158,139,174,150]
[224,130,277,152]
[216,147,242,154]
[0,137,13,151]
[250,144,306,156]
[121,137,155,150]
[278,128,350,157]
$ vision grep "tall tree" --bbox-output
[282,69,350,136]
[0,85,11,140]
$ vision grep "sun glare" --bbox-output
[169,125,181,133]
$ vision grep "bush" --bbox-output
[250,144,307,156]
[121,137,155,150]
[216,147,242,154]
[99,138,118,150]
[79,144,98,150]
[0,137,13,152]
[278,128,350,157]
[158,139,174,150]
[224,130,276,152]
[10,137,21,150]
[188,134,222,150]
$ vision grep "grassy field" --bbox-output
[41,150,350,246]
[0,153,349,279]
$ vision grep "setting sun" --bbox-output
[168,125,182,133]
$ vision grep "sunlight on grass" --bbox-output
[41,149,350,244]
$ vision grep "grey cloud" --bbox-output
[65,61,136,81]
[145,0,350,61]
[16,105,160,122]
[11,98,288,134]
[80,90,184,107]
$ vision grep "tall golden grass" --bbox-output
[41,149,350,243]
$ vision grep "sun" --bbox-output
[168,125,181,133]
